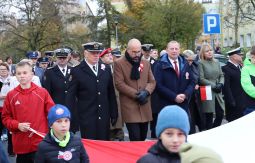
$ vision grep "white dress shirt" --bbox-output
[85,59,98,76]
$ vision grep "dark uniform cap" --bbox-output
[71,51,80,57]
[111,48,121,57]
[38,57,49,63]
[82,42,103,52]
[99,48,112,57]
[227,47,242,56]
[26,51,39,59]
[44,51,54,56]
[54,48,71,57]
[141,44,154,52]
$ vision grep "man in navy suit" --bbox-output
[154,41,195,115]
[66,42,118,140]
[222,47,246,122]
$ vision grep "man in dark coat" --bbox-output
[43,48,72,105]
[66,42,118,140]
[141,44,159,138]
[43,48,78,132]
[222,47,246,122]
[154,41,195,114]
[44,51,55,68]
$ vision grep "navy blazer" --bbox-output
[154,54,195,112]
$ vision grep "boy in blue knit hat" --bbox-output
[137,105,189,162]
[137,105,223,163]
[35,104,89,162]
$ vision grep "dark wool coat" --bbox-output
[222,61,246,121]
[43,65,72,106]
[137,141,181,163]
[66,60,118,140]
[154,54,195,113]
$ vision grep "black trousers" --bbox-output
[150,113,158,138]
[205,98,224,130]
[16,152,36,163]
[189,93,205,134]
[8,132,14,155]
[126,122,148,141]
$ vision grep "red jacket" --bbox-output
[2,83,54,154]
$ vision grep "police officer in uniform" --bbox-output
[44,51,55,67]
[142,44,157,69]
[38,57,49,70]
[43,48,71,105]
[222,47,246,122]
[66,42,118,140]
[142,44,159,138]
[27,51,44,83]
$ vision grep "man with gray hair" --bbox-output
[114,38,156,141]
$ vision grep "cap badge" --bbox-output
[56,108,64,115]
[94,43,100,49]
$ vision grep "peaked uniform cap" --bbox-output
[142,44,154,51]
[227,47,242,56]
[82,42,104,52]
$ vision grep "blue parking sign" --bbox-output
[203,14,221,34]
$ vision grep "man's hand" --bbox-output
[18,122,31,132]
[175,94,186,103]
[136,90,150,105]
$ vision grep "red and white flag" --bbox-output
[200,86,212,101]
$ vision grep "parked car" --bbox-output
[214,53,228,67]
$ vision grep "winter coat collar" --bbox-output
[148,140,180,159]
[43,132,74,146]
[80,60,106,78]
[159,53,186,71]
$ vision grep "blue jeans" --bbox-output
[0,141,9,163]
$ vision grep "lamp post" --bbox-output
[113,15,119,48]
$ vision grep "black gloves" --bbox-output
[212,83,223,93]
[111,118,117,126]
[136,90,150,105]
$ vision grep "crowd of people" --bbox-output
[0,38,254,162]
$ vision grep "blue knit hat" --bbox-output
[156,105,190,138]
[47,104,71,127]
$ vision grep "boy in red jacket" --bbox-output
[2,61,54,163]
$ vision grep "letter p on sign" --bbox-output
[203,14,221,34]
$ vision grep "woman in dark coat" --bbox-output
[182,50,205,133]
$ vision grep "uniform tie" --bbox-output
[93,65,97,72]
[173,60,179,77]
[62,68,66,76]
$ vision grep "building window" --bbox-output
[224,38,228,47]
[240,35,244,47]
[229,37,233,47]
[247,33,251,47]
